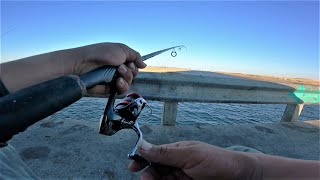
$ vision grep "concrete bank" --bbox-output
[10,118,320,179]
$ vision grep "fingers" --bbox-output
[128,142,179,173]
[172,169,193,180]
[129,141,201,172]
[86,85,110,95]
[116,77,129,95]
[134,52,147,69]
[117,43,147,68]
[86,77,129,96]
[140,166,190,180]
[76,43,146,96]
[127,62,139,77]
[117,64,133,84]
[138,140,190,168]
[128,159,149,172]
[117,63,135,94]
[141,166,159,180]
[129,141,202,180]
[77,43,146,76]
[87,62,134,95]
[141,165,176,180]
[128,142,195,173]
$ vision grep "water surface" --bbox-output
[51,97,319,125]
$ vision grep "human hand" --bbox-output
[128,140,261,180]
[68,43,146,95]
[1,42,146,93]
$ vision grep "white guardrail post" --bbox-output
[161,101,178,126]
[281,104,304,122]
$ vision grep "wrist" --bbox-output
[56,46,85,76]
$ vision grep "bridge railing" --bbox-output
[92,72,320,125]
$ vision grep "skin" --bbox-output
[0,42,147,95]
[129,140,320,180]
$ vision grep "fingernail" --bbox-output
[139,139,152,151]
[128,62,136,71]
[118,78,125,88]
[142,61,147,68]
[118,64,127,73]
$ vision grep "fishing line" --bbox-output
[139,103,153,122]
[1,27,17,38]
[156,45,187,68]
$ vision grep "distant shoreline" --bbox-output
[141,66,320,86]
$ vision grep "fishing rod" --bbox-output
[0,45,185,144]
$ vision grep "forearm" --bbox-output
[0,48,81,92]
[243,152,320,180]
[258,154,319,179]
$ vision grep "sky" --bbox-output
[1,1,319,79]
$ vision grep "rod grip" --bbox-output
[0,75,86,142]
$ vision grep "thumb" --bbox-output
[138,140,188,168]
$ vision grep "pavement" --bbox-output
[9,118,320,179]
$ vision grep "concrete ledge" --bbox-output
[9,118,320,179]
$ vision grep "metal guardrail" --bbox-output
[92,72,320,125]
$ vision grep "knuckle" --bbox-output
[133,69,139,77]
[118,86,128,95]
[117,43,129,50]
[126,71,133,83]
[136,52,142,58]
[158,146,168,157]
[115,42,125,47]
[130,62,136,69]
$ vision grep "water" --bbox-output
[51,97,320,125]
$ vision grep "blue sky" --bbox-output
[1,1,319,79]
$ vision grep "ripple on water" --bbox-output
[51,98,320,125]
